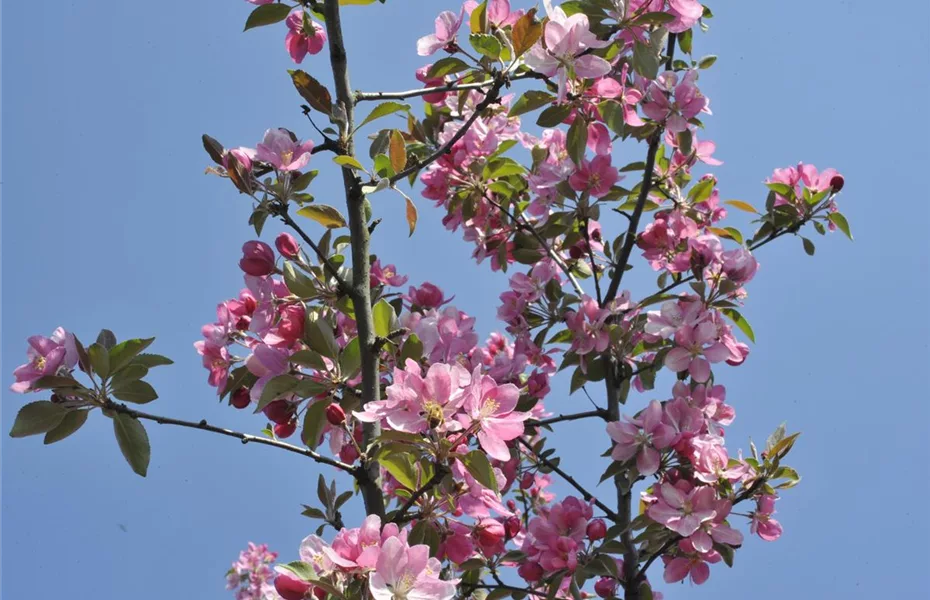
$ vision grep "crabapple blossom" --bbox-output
[10,327,77,393]
[285,10,327,64]
[255,128,314,172]
[417,8,465,56]
[607,400,676,475]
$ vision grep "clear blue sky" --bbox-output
[3,1,928,598]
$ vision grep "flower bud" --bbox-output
[274,420,297,439]
[325,403,346,426]
[506,499,517,512]
[475,518,505,556]
[829,174,844,192]
[721,247,759,285]
[594,577,618,598]
[276,232,300,259]
[339,444,359,463]
[239,241,275,276]
[504,516,521,539]
[520,473,534,490]
[276,304,306,344]
[274,574,312,600]
[230,387,251,410]
[518,561,544,582]
[263,399,293,425]
[586,518,607,541]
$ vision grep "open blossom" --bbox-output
[323,514,403,571]
[565,296,612,356]
[10,327,78,393]
[285,9,327,64]
[417,8,465,56]
[369,536,457,600]
[662,537,721,585]
[642,71,708,134]
[255,128,314,172]
[607,400,676,475]
[226,542,278,600]
[665,320,731,382]
[370,260,408,287]
[666,0,704,33]
[459,370,528,461]
[524,0,611,100]
[568,154,620,197]
[377,361,469,434]
[521,496,594,577]
[688,498,744,552]
[405,306,478,363]
[750,495,784,541]
[194,339,230,390]
[465,0,523,27]
[647,482,718,537]
[645,297,704,340]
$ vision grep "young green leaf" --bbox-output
[112,380,159,404]
[10,401,68,438]
[357,102,411,130]
[244,3,291,31]
[372,299,396,338]
[297,205,349,229]
[44,409,90,445]
[113,413,151,477]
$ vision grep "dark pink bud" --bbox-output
[274,574,312,600]
[339,444,359,463]
[242,294,258,314]
[406,282,447,310]
[325,403,346,426]
[594,577,617,598]
[274,419,297,439]
[475,518,505,555]
[263,399,293,425]
[586,518,607,540]
[520,473,534,490]
[230,387,251,410]
[504,516,521,539]
[506,499,517,511]
[518,561,544,582]
[276,232,300,259]
[239,241,275,276]
[276,304,306,344]
[829,174,844,192]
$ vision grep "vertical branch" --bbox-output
[322,0,385,518]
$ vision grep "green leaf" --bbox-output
[297,204,348,229]
[399,334,424,364]
[96,329,117,350]
[372,299,396,338]
[461,450,497,490]
[376,445,419,489]
[88,343,111,379]
[111,363,148,385]
[305,317,339,358]
[112,380,158,404]
[278,561,317,581]
[537,103,573,127]
[409,520,441,556]
[44,409,90,445]
[802,236,816,256]
[357,101,411,130]
[131,353,174,368]
[10,401,68,438]
[725,199,759,214]
[301,400,329,449]
[109,338,155,374]
[721,309,756,343]
[470,33,502,59]
[113,413,150,477]
[289,349,327,370]
[244,3,291,31]
[766,182,794,197]
[333,155,366,171]
[427,57,470,78]
[566,117,588,165]
[284,262,317,297]
[827,212,853,240]
[698,55,718,69]
[292,169,319,192]
[633,39,661,79]
[256,374,299,413]
[510,91,554,118]
[340,338,362,378]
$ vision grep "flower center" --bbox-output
[280,150,294,165]
[423,400,444,428]
[479,398,499,419]
[34,356,47,371]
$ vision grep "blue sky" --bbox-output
[2,1,928,598]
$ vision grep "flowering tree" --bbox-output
[8,0,851,599]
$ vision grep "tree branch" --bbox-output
[527,409,607,428]
[104,401,355,473]
[517,437,620,523]
[322,0,385,518]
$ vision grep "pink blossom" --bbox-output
[415,65,450,104]
[239,241,275,280]
[459,370,528,461]
[255,128,314,172]
[369,536,457,600]
[285,10,327,64]
[370,259,408,287]
[750,495,784,541]
[10,328,78,393]
[275,233,300,259]
[644,298,704,340]
[323,514,403,572]
[688,498,744,553]
[665,320,731,382]
[607,400,676,475]
[666,0,704,33]
[642,71,708,134]
[647,482,718,537]
[381,361,469,434]
[662,538,721,585]
[564,295,611,356]
[226,542,278,600]
[524,1,611,100]
[224,147,256,172]
[406,282,450,310]
[721,247,759,284]
[405,306,479,363]
[417,8,465,56]
[194,339,230,390]
[568,155,620,197]
[465,0,523,27]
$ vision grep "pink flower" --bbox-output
[647,482,718,537]
[474,518,506,557]
[466,0,524,27]
[666,0,704,33]
[226,542,278,600]
[275,233,300,259]
[721,247,759,284]
[239,241,276,277]
[285,9,327,64]
[459,370,528,461]
[606,400,676,475]
[406,282,451,310]
[662,538,720,585]
[642,71,708,134]
[524,1,611,100]
[750,495,783,541]
[415,65,450,104]
[323,515,402,571]
[568,155,620,197]
[255,128,314,172]
[664,320,731,382]
[688,498,744,553]
[645,298,704,340]
[11,328,78,393]
[370,259,408,287]
[564,296,611,356]
[224,146,256,172]
[417,8,465,56]
[382,361,469,434]
[369,536,457,600]
[193,339,230,390]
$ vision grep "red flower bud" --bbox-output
[586,518,607,541]
[829,174,845,192]
[275,232,301,259]
[504,516,522,539]
[274,574,312,600]
[339,444,359,463]
[230,387,251,410]
[594,577,617,598]
[263,399,293,425]
[506,499,517,511]
[239,241,275,276]
[325,403,346,426]
[520,473,534,490]
[518,561,544,582]
[274,420,297,439]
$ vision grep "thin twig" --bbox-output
[517,437,620,523]
[390,466,448,524]
[104,401,355,473]
[527,409,607,428]
[277,208,350,294]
